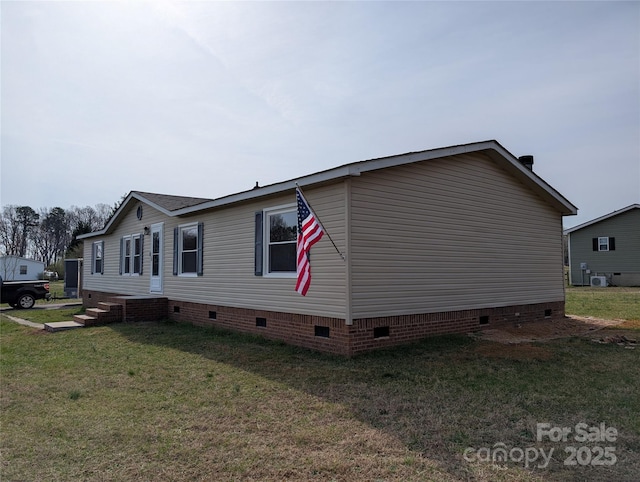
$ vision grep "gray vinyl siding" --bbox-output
[84,184,348,319]
[568,208,640,285]
[165,184,347,318]
[349,153,565,318]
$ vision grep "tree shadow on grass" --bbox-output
[109,320,640,482]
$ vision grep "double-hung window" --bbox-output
[598,237,609,252]
[121,234,143,275]
[173,222,204,276]
[264,205,297,276]
[592,237,616,252]
[92,241,104,274]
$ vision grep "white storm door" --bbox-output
[150,223,164,293]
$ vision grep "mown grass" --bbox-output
[565,287,640,322]
[1,309,639,481]
[0,306,84,324]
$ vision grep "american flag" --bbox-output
[295,188,324,296]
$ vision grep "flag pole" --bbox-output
[296,183,345,261]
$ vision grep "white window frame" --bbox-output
[122,237,132,274]
[598,237,609,252]
[263,203,297,278]
[19,265,27,275]
[178,223,199,277]
[92,241,103,275]
[121,234,142,276]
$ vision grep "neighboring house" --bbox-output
[0,255,45,281]
[564,204,640,287]
[78,140,577,355]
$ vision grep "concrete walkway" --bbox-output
[1,302,83,330]
[2,313,44,329]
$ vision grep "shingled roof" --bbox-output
[131,191,213,212]
[79,140,578,240]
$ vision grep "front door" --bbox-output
[150,223,163,293]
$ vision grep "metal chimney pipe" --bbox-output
[519,155,534,171]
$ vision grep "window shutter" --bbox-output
[592,238,598,252]
[173,227,179,276]
[100,241,104,274]
[254,211,263,276]
[139,233,144,275]
[91,243,95,274]
[197,222,204,276]
[609,237,616,251]
[119,238,123,275]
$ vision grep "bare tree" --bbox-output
[68,205,109,232]
[94,203,113,229]
[65,220,93,259]
[0,205,39,257]
[15,206,39,257]
[0,205,21,256]
[1,196,124,261]
[34,207,68,266]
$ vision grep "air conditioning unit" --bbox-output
[590,276,608,287]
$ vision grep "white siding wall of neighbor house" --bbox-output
[568,208,640,286]
[349,152,565,318]
[0,256,45,281]
[83,184,348,319]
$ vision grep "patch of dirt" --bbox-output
[473,343,554,360]
[472,315,625,344]
[590,333,637,349]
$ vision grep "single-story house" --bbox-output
[0,255,45,281]
[78,140,577,355]
[564,204,640,287]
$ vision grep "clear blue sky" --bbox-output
[2,1,638,228]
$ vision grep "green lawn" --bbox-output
[565,286,640,322]
[0,306,84,324]
[1,293,639,481]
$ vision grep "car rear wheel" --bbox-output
[16,293,36,309]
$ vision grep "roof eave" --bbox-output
[482,147,578,216]
[78,140,578,238]
[172,140,576,216]
[564,204,640,234]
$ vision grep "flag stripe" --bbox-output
[295,188,324,296]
